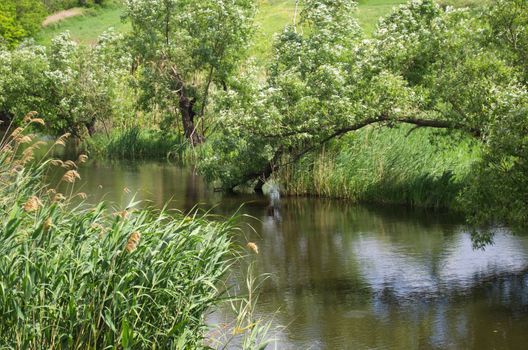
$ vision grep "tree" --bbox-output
[0,0,46,48]
[0,31,131,137]
[124,0,256,145]
[201,0,436,191]
[200,0,528,226]
[487,0,528,83]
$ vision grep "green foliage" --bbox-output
[487,0,528,82]
[201,0,528,225]
[42,0,109,12]
[124,0,257,144]
[281,126,479,209]
[0,121,239,348]
[200,0,415,190]
[458,86,528,225]
[42,0,80,12]
[89,127,190,160]
[0,0,47,48]
[0,30,132,137]
[373,0,528,224]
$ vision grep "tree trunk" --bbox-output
[85,118,96,137]
[0,111,12,130]
[170,66,204,146]
[178,93,204,146]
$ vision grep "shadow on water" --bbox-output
[45,159,528,350]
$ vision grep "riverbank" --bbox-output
[22,152,528,350]
[86,125,478,213]
[278,126,480,210]
[0,120,265,347]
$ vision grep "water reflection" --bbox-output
[58,161,528,350]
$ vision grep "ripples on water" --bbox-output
[53,161,528,349]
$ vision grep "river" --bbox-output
[66,160,528,349]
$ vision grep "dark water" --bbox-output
[66,160,528,349]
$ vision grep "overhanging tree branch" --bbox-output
[261,116,481,139]
[235,114,482,191]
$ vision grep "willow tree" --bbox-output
[124,0,256,145]
[200,0,528,225]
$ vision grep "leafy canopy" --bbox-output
[124,0,256,143]
[0,0,47,48]
[200,0,528,226]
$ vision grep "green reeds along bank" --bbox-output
[88,127,192,161]
[0,120,240,348]
[280,125,480,209]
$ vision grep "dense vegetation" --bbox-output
[200,0,528,225]
[0,0,47,48]
[42,0,108,12]
[1,0,527,224]
[1,0,527,346]
[0,118,269,348]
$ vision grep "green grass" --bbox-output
[88,127,191,161]
[279,126,480,209]
[357,0,407,35]
[37,4,130,46]
[36,0,408,49]
[250,0,297,60]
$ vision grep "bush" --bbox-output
[0,0,47,48]
[0,30,131,137]
[42,0,109,12]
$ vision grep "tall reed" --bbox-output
[0,116,259,348]
[280,125,480,209]
[88,127,194,161]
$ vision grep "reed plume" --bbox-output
[62,160,78,169]
[23,196,42,213]
[54,133,71,147]
[77,154,88,164]
[62,170,81,183]
[247,242,259,254]
[126,231,141,252]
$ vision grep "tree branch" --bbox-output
[261,116,481,139]
[234,114,482,191]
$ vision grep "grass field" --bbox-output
[37,4,130,45]
[356,0,407,34]
[37,0,407,48]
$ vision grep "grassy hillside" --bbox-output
[37,0,408,47]
[37,4,130,45]
[356,0,407,34]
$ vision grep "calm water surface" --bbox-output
[67,160,528,350]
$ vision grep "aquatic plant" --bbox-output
[88,127,193,161]
[0,116,269,348]
[279,126,479,209]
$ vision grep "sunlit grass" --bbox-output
[88,127,190,161]
[36,0,409,49]
[37,4,130,46]
[280,126,481,209]
[357,0,407,35]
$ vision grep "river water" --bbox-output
[68,160,528,349]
